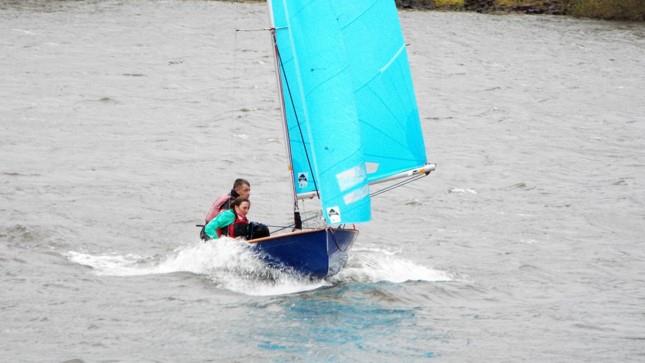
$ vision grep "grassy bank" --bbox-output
[221,0,644,21]
[397,0,645,20]
[565,0,645,20]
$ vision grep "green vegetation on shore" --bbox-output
[397,0,645,20]
[223,0,644,21]
[565,0,645,20]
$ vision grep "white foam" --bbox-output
[67,238,254,276]
[67,240,451,295]
[334,246,453,284]
[66,238,327,296]
[448,187,478,194]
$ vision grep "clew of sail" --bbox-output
[269,0,371,225]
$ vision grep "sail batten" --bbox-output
[379,44,406,73]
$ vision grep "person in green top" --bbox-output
[204,197,250,240]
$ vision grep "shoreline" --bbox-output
[409,1,645,21]
[221,0,644,21]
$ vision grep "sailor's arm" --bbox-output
[204,209,235,239]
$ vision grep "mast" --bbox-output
[267,3,302,229]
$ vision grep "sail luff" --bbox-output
[270,1,318,199]
[277,2,321,200]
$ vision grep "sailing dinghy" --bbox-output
[245,0,435,278]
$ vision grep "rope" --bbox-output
[269,213,320,234]
[265,174,429,233]
[370,174,428,198]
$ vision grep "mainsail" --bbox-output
[337,1,430,184]
[268,0,431,225]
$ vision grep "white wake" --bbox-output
[67,239,451,296]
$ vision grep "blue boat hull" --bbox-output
[249,228,358,278]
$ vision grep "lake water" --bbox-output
[1,1,644,361]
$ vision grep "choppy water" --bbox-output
[2,1,644,362]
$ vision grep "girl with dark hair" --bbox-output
[204,197,250,240]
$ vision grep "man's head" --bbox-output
[233,178,251,199]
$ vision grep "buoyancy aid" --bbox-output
[204,189,240,223]
[217,211,249,239]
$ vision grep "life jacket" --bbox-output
[217,211,249,239]
[204,189,240,223]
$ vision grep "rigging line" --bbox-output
[263,224,290,228]
[235,27,273,32]
[371,176,425,198]
[298,174,426,228]
[235,27,287,33]
[370,174,427,198]
[231,28,240,152]
[273,31,320,200]
[269,174,427,233]
[327,174,427,222]
[298,175,428,229]
[269,213,320,233]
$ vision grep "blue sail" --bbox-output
[334,1,428,183]
[269,0,371,224]
[270,5,317,197]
